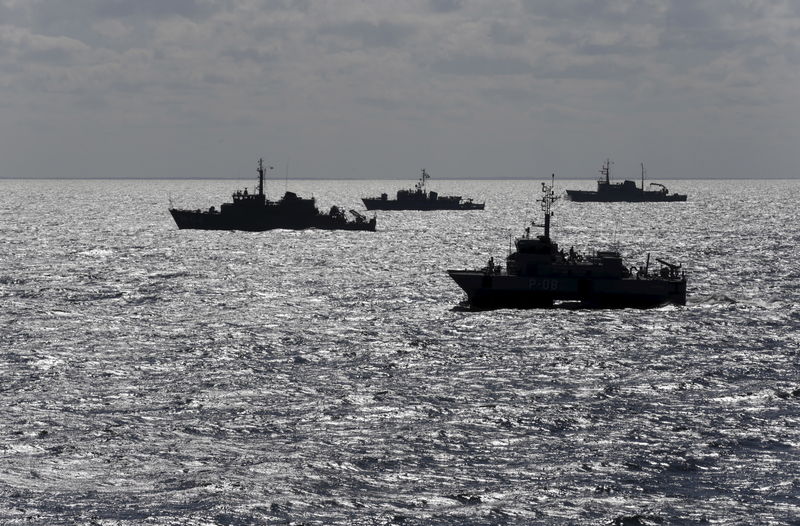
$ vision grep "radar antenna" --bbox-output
[532,173,559,239]
[599,159,613,184]
[415,168,430,192]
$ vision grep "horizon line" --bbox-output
[1,176,797,181]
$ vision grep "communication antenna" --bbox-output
[531,173,558,239]
[599,159,613,183]
[257,158,274,197]
[416,168,430,192]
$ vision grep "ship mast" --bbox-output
[417,168,430,192]
[600,159,611,184]
[257,158,265,196]
[256,158,274,197]
[641,162,646,192]
[539,173,558,239]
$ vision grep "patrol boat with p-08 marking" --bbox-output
[448,175,687,309]
[169,159,376,231]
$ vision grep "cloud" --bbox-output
[1,0,799,179]
[534,57,644,80]
[1,27,91,65]
[93,0,216,19]
[659,2,771,53]
[489,22,527,46]
[429,0,462,13]
[91,19,131,39]
[202,71,229,84]
[355,96,409,111]
[520,0,651,21]
[317,20,417,48]
[433,54,534,76]
[480,86,540,103]
[221,47,276,64]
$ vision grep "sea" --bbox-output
[0,178,798,525]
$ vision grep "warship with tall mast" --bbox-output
[169,158,376,231]
[566,160,687,202]
[362,169,484,210]
[448,175,687,309]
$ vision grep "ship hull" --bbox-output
[362,198,484,211]
[566,190,687,202]
[169,209,376,231]
[447,270,686,309]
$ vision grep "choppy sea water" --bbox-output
[0,178,798,525]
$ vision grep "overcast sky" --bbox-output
[1,0,798,179]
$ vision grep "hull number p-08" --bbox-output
[529,278,558,291]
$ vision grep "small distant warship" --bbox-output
[448,175,687,309]
[169,159,376,231]
[362,169,484,211]
[566,160,687,202]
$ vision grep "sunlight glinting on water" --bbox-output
[0,178,798,524]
